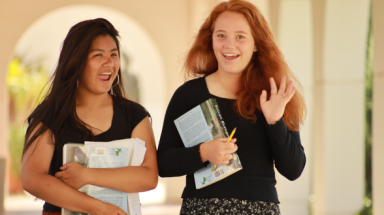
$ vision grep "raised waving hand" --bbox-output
[260,76,296,125]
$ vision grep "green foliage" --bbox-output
[8,125,25,177]
[356,197,372,215]
[357,1,373,214]
[6,56,48,179]
[7,57,48,115]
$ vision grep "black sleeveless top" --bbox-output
[40,98,149,212]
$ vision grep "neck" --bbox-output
[76,88,111,108]
[215,70,241,94]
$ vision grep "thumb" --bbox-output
[60,163,68,170]
[260,90,267,104]
[55,171,62,178]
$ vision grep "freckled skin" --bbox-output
[212,11,257,76]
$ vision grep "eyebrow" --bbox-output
[90,48,118,52]
[215,30,249,34]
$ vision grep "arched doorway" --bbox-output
[4,4,166,211]
[14,4,166,140]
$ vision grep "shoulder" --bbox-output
[113,98,151,129]
[171,77,209,105]
[177,77,206,93]
[114,98,150,117]
[28,102,54,129]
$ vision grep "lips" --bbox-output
[223,53,240,60]
[99,72,112,81]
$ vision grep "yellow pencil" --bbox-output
[212,127,237,171]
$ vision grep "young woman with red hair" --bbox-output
[158,0,306,214]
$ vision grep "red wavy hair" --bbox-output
[184,0,306,131]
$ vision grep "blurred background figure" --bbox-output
[121,53,140,104]
[0,0,383,215]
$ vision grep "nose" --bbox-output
[224,38,235,48]
[104,57,114,68]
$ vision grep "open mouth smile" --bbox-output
[99,72,112,81]
[223,53,240,60]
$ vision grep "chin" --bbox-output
[96,88,112,95]
[223,68,243,75]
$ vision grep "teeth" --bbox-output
[100,72,112,75]
[223,54,239,57]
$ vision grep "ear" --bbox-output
[254,44,258,52]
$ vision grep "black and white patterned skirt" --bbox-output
[180,198,280,215]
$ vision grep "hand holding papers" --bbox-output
[212,127,237,171]
[62,138,146,215]
[174,98,242,189]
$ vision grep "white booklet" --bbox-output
[174,98,242,189]
[62,138,146,215]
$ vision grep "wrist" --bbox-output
[266,115,284,125]
[90,199,105,215]
[84,168,93,185]
[80,194,103,215]
[199,143,208,163]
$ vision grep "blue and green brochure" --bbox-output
[174,98,243,189]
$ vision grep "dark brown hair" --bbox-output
[184,0,306,130]
[23,18,130,156]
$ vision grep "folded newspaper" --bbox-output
[62,138,146,215]
[174,98,242,189]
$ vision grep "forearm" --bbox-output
[157,84,208,177]
[157,143,206,177]
[23,173,101,214]
[22,126,107,214]
[87,165,158,192]
[265,118,306,180]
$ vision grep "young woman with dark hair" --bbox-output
[21,18,158,215]
[157,0,306,214]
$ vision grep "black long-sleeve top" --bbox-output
[157,77,306,203]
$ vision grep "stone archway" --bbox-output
[1,1,192,211]
[13,4,167,141]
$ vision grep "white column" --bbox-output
[372,0,384,214]
[188,0,219,38]
[0,11,12,215]
[0,85,7,215]
[274,1,313,214]
[312,0,369,214]
[247,0,270,24]
[160,0,220,204]
[269,0,281,38]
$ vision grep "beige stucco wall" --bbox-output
[0,0,192,206]
[372,0,384,214]
[312,0,369,214]
[0,0,192,100]
[0,0,379,214]
[276,1,313,214]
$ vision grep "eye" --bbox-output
[217,34,225,38]
[237,35,245,39]
[95,53,102,57]
[111,53,118,57]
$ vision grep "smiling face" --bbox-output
[212,11,257,76]
[78,35,120,95]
